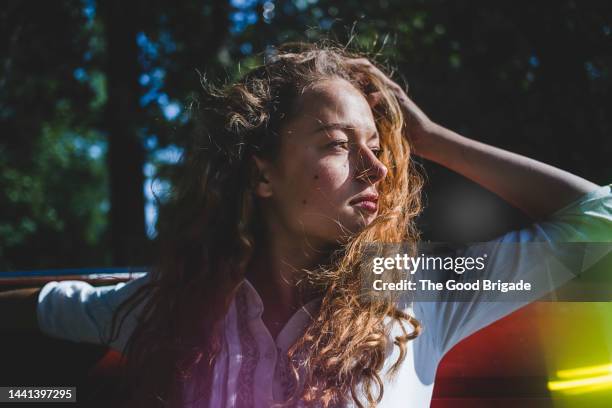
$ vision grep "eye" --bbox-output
[370,147,383,158]
[328,140,350,151]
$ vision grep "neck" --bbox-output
[245,222,336,312]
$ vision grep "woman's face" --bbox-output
[255,77,388,247]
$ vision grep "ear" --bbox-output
[252,156,274,198]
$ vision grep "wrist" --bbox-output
[405,120,439,159]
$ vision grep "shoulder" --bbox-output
[37,274,151,352]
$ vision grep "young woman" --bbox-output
[16,43,612,407]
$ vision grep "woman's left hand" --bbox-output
[346,58,435,156]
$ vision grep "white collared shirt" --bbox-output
[37,184,612,407]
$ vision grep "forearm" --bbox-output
[416,123,600,219]
[0,287,42,333]
[343,57,601,218]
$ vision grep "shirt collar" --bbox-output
[237,278,322,353]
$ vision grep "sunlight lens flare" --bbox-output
[548,363,612,394]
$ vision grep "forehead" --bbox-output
[287,77,377,135]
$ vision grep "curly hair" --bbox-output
[109,42,424,408]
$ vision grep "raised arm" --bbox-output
[348,58,600,219]
[408,122,599,219]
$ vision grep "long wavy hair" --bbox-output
[110,42,424,408]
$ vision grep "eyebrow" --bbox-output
[314,122,380,141]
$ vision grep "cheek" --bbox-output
[300,160,351,205]
[278,142,351,207]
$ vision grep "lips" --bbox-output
[349,194,379,212]
[350,193,379,204]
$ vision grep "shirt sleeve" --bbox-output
[414,183,612,358]
[36,274,150,353]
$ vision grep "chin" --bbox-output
[342,216,375,236]
[354,211,378,226]
[313,212,377,245]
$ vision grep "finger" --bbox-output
[346,58,394,87]
[366,91,383,108]
[346,57,379,75]
[345,57,371,66]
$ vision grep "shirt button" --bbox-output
[264,349,275,359]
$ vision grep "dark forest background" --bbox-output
[1,0,610,271]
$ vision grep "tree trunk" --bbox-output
[102,0,146,265]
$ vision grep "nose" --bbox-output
[355,146,388,185]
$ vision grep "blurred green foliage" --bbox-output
[1,1,110,269]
